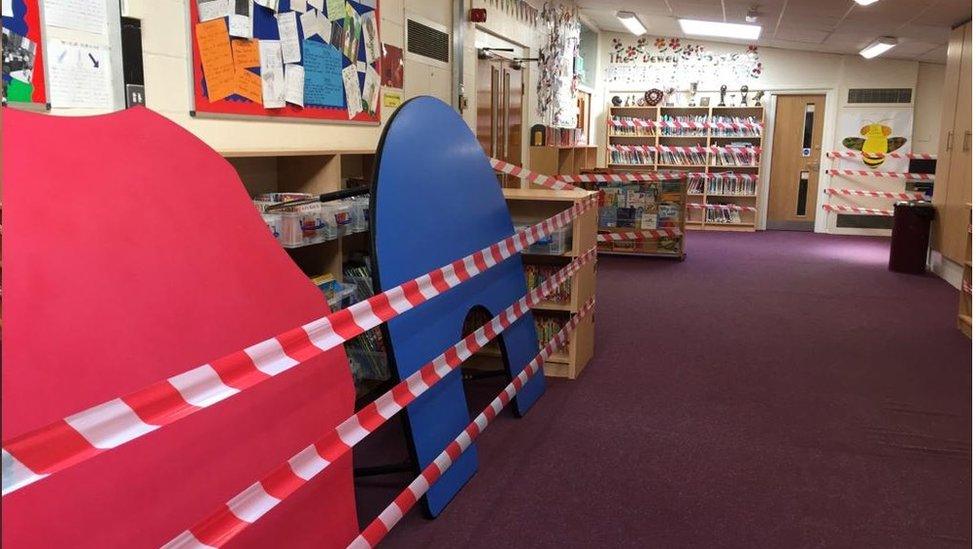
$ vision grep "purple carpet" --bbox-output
[354,231,971,547]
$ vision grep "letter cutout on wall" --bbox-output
[370,96,546,517]
[1,107,359,548]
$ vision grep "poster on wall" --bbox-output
[603,36,762,90]
[189,0,381,124]
[2,0,47,106]
[835,107,913,171]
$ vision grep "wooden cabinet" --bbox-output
[528,145,598,180]
[933,22,972,264]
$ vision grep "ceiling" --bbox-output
[577,0,971,63]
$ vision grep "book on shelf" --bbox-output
[524,264,573,304]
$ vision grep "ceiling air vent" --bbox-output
[847,88,913,104]
[407,18,450,64]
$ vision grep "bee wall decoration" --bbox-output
[842,120,908,167]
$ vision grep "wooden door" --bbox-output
[503,66,523,176]
[932,23,966,257]
[944,23,972,262]
[767,94,826,230]
[476,58,498,159]
[475,56,524,188]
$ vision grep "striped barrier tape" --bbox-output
[1,194,598,497]
[826,151,936,160]
[557,172,685,183]
[597,229,682,242]
[822,203,893,216]
[686,203,758,213]
[609,145,762,154]
[488,158,581,191]
[824,188,926,200]
[826,169,934,181]
[349,297,597,549]
[163,249,597,549]
[963,279,972,295]
[608,119,763,131]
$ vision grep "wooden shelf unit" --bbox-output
[591,178,688,259]
[223,150,387,402]
[960,203,972,338]
[528,145,598,183]
[605,103,764,232]
[501,188,597,379]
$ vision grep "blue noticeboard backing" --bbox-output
[371,96,546,517]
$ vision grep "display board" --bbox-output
[2,106,359,547]
[371,97,546,518]
[189,0,381,123]
[2,0,47,106]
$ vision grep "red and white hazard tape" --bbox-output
[824,188,926,200]
[348,298,596,549]
[489,158,581,191]
[1,193,597,497]
[686,203,758,213]
[163,250,597,549]
[688,172,758,182]
[559,172,685,183]
[609,119,763,131]
[826,169,934,181]
[826,151,936,160]
[597,229,682,242]
[963,279,972,295]
[611,145,762,154]
[821,204,893,216]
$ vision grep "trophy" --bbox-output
[753,90,764,107]
[687,81,699,107]
[740,85,749,106]
[718,84,728,107]
[664,87,676,106]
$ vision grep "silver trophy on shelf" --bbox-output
[687,81,699,107]
[664,87,676,106]
[718,84,728,107]
[740,85,750,106]
[753,90,765,107]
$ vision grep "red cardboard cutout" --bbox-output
[1,107,359,547]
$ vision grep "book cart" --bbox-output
[606,101,764,231]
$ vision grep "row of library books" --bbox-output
[688,177,757,196]
[524,264,573,304]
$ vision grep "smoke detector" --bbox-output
[745,6,760,23]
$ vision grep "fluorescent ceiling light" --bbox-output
[860,36,897,58]
[616,11,647,36]
[854,0,879,5]
[678,19,762,40]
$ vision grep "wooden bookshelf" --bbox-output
[528,145,598,183]
[501,188,597,379]
[959,203,972,338]
[223,151,388,403]
[605,102,764,231]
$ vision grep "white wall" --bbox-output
[913,62,947,155]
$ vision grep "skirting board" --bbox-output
[928,249,964,290]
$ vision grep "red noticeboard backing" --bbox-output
[1,106,359,547]
[189,1,381,124]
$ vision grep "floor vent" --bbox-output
[847,88,913,104]
[407,19,450,64]
[837,214,894,229]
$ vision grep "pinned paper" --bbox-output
[285,64,305,106]
[290,0,307,12]
[235,68,263,103]
[325,0,343,20]
[342,3,361,62]
[195,19,236,102]
[197,0,231,22]
[231,39,260,68]
[342,64,362,118]
[254,0,278,11]
[47,39,113,108]
[362,65,380,115]
[259,40,285,108]
[309,0,325,10]
[2,0,13,17]
[304,40,343,107]
[362,12,380,63]
[228,0,253,38]
[383,90,402,109]
[300,9,320,39]
[277,11,302,64]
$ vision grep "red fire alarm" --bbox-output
[470,8,487,22]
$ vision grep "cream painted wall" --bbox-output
[913,62,947,155]
[117,0,452,154]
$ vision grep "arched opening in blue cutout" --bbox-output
[459,305,514,417]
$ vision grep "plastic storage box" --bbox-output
[515,221,573,255]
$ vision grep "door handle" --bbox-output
[947,130,954,151]
[964,130,971,153]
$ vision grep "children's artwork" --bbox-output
[837,107,913,170]
[189,0,381,123]
[380,43,403,88]
[604,37,762,88]
[2,0,46,105]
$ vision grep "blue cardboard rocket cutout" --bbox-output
[371,96,545,517]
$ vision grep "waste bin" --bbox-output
[889,200,936,274]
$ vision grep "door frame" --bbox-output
[760,88,838,232]
[473,27,530,172]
